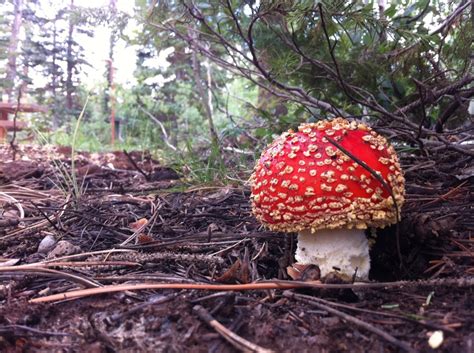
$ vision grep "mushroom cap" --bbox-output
[250,118,405,233]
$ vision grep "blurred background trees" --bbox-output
[1,0,472,178]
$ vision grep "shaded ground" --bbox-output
[0,144,472,352]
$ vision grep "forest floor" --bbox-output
[0,143,472,353]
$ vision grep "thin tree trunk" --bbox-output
[206,58,213,119]
[19,65,28,99]
[105,0,117,114]
[52,18,59,129]
[189,28,220,151]
[167,45,188,146]
[66,0,75,111]
[378,0,387,43]
[5,0,23,101]
[107,0,117,144]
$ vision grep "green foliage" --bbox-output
[1,0,471,185]
[144,0,472,138]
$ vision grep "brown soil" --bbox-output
[0,144,472,353]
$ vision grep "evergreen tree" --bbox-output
[146,0,473,142]
[19,0,93,127]
[2,0,23,100]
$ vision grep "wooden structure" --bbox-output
[0,102,48,141]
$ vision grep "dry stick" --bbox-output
[138,105,178,151]
[397,74,474,116]
[9,88,23,159]
[414,80,429,152]
[29,277,474,304]
[284,291,416,353]
[0,192,24,219]
[430,0,471,36]
[30,281,315,303]
[30,201,62,233]
[0,324,71,337]
[40,248,137,263]
[17,261,140,268]
[119,205,160,246]
[0,266,100,288]
[2,195,71,240]
[193,305,275,353]
[122,149,150,181]
[287,291,455,333]
[424,180,468,206]
[109,293,178,322]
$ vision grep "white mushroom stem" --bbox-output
[295,228,370,280]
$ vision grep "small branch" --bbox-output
[0,192,24,219]
[413,79,428,151]
[138,105,178,151]
[430,1,471,36]
[177,4,345,116]
[406,0,431,24]
[435,88,474,133]
[9,88,23,159]
[324,136,400,221]
[0,325,71,337]
[319,3,351,100]
[246,8,345,117]
[193,305,275,353]
[0,266,101,288]
[397,75,474,115]
[284,291,417,353]
[123,149,150,181]
[188,25,221,151]
[29,277,474,303]
[30,201,61,232]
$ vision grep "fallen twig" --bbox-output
[29,277,474,303]
[283,291,417,353]
[284,290,455,333]
[122,149,150,181]
[193,304,275,353]
[0,266,100,288]
[0,324,71,337]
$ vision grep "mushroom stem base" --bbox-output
[295,228,370,280]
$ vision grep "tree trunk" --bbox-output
[104,0,117,115]
[5,0,23,101]
[189,28,220,152]
[66,0,75,111]
[52,18,59,129]
[107,0,117,144]
[166,44,188,146]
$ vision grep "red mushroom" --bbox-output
[250,118,405,280]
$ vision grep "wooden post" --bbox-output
[0,102,48,142]
[0,110,8,141]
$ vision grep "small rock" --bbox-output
[38,235,57,253]
[3,209,20,219]
[47,240,81,259]
[428,330,444,349]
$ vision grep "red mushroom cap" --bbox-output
[250,118,405,232]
